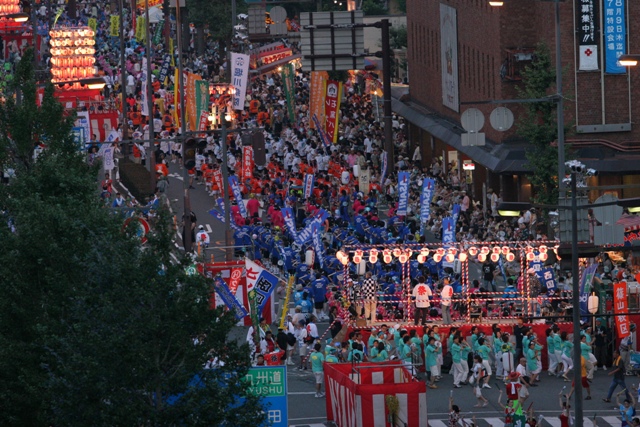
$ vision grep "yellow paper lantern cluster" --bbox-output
[49,27,96,87]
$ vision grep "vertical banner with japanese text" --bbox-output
[303,173,314,199]
[140,58,149,116]
[577,0,598,70]
[442,217,455,243]
[242,146,254,181]
[195,80,210,131]
[309,71,328,129]
[604,0,626,74]
[231,52,250,110]
[110,15,120,37]
[614,281,630,338]
[186,72,201,131]
[281,63,296,123]
[324,81,342,143]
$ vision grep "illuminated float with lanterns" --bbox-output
[49,26,98,90]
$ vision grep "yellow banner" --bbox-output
[135,16,146,42]
[173,68,181,128]
[88,18,97,33]
[309,71,328,129]
[110,15,119,37]
[185,72,202,131]
[169,38,174,66]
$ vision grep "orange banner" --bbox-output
[614,281,631,338]
[229,267,243,294]
[185,72,202,131]
[309,71,328,129]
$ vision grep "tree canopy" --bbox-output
[0,52,264,427]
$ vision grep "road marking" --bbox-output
[168,173,183,181]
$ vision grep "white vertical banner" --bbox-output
[140,57,149,116]
[230,52,250,111]
[75,111,91,143]
[103,147,114,171]
[440,4,459,112]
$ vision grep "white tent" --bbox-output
[148,6,163,24]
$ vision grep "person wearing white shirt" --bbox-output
[412,277,432,326]
[440,281,454,324]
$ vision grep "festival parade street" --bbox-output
[3,0,640,426]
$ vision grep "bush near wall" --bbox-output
[119,158,153,203]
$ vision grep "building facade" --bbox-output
[398,0,640,203]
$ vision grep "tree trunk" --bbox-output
[196,25,205,56]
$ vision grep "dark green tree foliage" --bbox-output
[516,43,561,205]
[0,49,75,169]
[186,0,247,42]
[0,54,265,426]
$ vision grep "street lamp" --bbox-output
[618,54,640,67]
[4,12,28,22]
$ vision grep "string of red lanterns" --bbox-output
[49,27,96,89]
[0,0,20,16]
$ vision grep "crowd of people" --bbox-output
[16,1,640,424]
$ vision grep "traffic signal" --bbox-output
[197,138,207,150]
[184,138,197,169]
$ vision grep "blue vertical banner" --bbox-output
[303,174,314,199]
[604,0,626,74]
[380,151,388,186]
[396,172,410,216]
[580,264,598,315]
[312,114,330,147]
[536,267,558,296]
[281,207,298,241]
[213,276,248,321]
[208,208,241,232]
[420,178,435,223]
[228,175,248,218]
[311,221,325,268]
[452,204,461,226]
[442,217,455,243]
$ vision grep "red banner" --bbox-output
[324,81,342,143]
[212,168,223,193]
[198,110,209,132]
[242,146,254,181]
[229,267,243,294]
[614,281,631,338]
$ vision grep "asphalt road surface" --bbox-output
[143,164,626,427]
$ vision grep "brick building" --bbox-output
[396,0,640,203]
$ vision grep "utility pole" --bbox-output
[119,0,129,145]
[144,0,156,191]
[380,18,394,172]
[175,0,192,252]
[220,119,233,261]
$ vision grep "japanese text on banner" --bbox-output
[324,81,342,143]
[231,53,250,111]
[614,281,630,338]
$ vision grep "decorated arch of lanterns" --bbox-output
[49,27,97,90]
[335,241,556,266]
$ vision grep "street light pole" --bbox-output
[119,0,128,145]
[220,118,232,261]
[144,0,156,190]
[381,18,395,172]
[570,170,584,424]
[175,0,192,251]
[554,0,566,197]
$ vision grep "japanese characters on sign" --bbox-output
[324,81,342,143]
[396,172,410,216]
[242,146,254,181]
[614,281,630,338]
[604,0,626,74]
[244,366,288,427]
[230,52,250,110]
[577,0,599,71]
